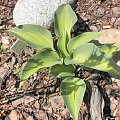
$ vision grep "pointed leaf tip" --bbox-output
[8,24,54,50]
[60,77,86,120]
[54,4,77,56]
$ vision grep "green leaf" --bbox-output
[60,77,86,120]
[8,24,54,50]
[67,32,102,52]
[50,64,75,77]
[57,34,69,57]
[21,50,63,84]
[65,43,120,75]
[54,4,77,56]
[54,4,77,37]
[99,44,118,57]
[57,72,75,78]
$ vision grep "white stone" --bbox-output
[13,0,74,27]
[1,36,10,44]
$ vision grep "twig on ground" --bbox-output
[0,52,13,66]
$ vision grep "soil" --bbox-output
[0,0,120,120]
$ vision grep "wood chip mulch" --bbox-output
[0,0,120,120]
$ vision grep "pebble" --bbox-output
[1,36,10,45]
[90,26,98,32]
[0,25,5,29]
[102,25,111,29]
[97,6,105,16]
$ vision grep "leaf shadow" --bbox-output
[61,79,86,95]
[82,45,120,75]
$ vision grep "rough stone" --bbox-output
[97,29,120,46]
[13,0,74,27]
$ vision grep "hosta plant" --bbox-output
[8,4,120,120]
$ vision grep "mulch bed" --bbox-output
[0,0,120,120]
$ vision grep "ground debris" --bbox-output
[0,0,120,119]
